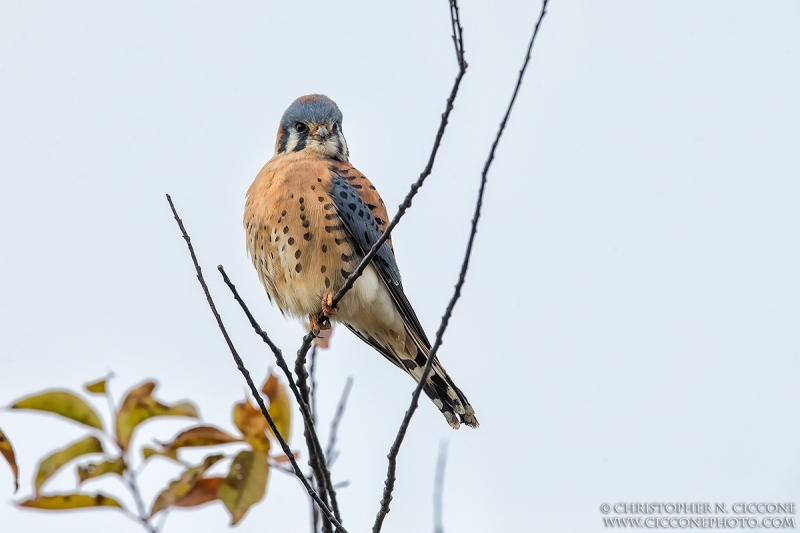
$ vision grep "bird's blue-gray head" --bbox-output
[274,94,349,161]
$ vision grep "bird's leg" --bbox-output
[309,313,330,333]
[321,290,338,318]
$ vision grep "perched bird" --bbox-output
[244,95,478,429]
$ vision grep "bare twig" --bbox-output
[372,1,549,531]
[217,266,342,528]
[326,377,354,462]
[309,344,319,423]
[166,194,347,533]
[433,440,448,533]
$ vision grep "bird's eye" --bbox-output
[295,123,307,132]
[332,122,339,131]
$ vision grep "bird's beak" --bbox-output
[314,125,330,141]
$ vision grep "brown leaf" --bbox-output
[173,477,224,508]
[160,426,240,452]
[12,390,103,430]
[77,457,126,484]
[261,374,291,441]
[19,492,122,510]
[83,378,107,394]
[115,381,198,451]
[0,426,19,492]
[232,399,271,453]
[149,454,223,517]
[35,436,104,494]
[219,450,269,525]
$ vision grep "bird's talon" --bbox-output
[321,291,339,317]
[309,313,331,333]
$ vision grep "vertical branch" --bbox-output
[326,377,354,462]
[166,195,347,533]
[433,439,448,533]
[373,1,550,531]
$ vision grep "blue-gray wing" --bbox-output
[329,174,430,347]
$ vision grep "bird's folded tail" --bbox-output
[410,345,479,430]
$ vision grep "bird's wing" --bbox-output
[329,171,431,349]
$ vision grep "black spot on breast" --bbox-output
[295,263,302,273]
[375,218,386,226]
[299,197,304,204]
[283,226,289,234]
[334,237,346,246]
[300,214,306,221]
[287,237,294,245]
[341,269,351,278]
[324,277,330,288]
[317,177,322,183]
[311,185,316,190]
[351,183,362,189]
[303,232,312,241]
[341,253,353,262]
[302,220,310,228]
[318,196,325,202]
[324,213,336,220]
[321,244,328,253]
[295,249,301,259]
[323,203,333,210]
[300,205,305,212]
[277,217,282,223]
[369,185,376,190]
[366,203,377,211]
[338,168,349,174]
[320,265,326,273]
[281,210,287,216]
[290,194,294,199]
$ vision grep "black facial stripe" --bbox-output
[293,129,309,152]
[277,125,290,153]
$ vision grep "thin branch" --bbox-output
[217,266,342,527]
[166,194,347,533]
[309,344,319,423]
[306,0,468,335]
[372,1,549,531]
[433,440,448,533]
[326,377,353,462]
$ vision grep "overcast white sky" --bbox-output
[2,1,799,532]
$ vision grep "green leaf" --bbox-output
[83,378,107,394]
[19,492,122,510]
[0,426,19,492]
[35,436,104,493]
[12,391,103,430]
[220,450,269,525]
[141,446,179,462]
[115,381,198,451]
[149,454,224,517]
[77,457,126,484]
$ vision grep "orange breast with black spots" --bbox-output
[245,152,387,318]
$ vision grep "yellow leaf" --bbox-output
[141,446,179,462]
[233,399,271,453]
[115,381,199,451]
[19,492,122,510]
[12,390,103,430]
[83,378,107,394]
[261,374,291,441]
[160,425,240,452]
[174,477,223,508]
[219,450,269,525]
[77,457,126,484]
[149,454,223,517]
[0,426,19,492]
[35,436,104,493]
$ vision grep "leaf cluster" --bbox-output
[0,371,294,530]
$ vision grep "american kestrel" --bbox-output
[244,95,478,429]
